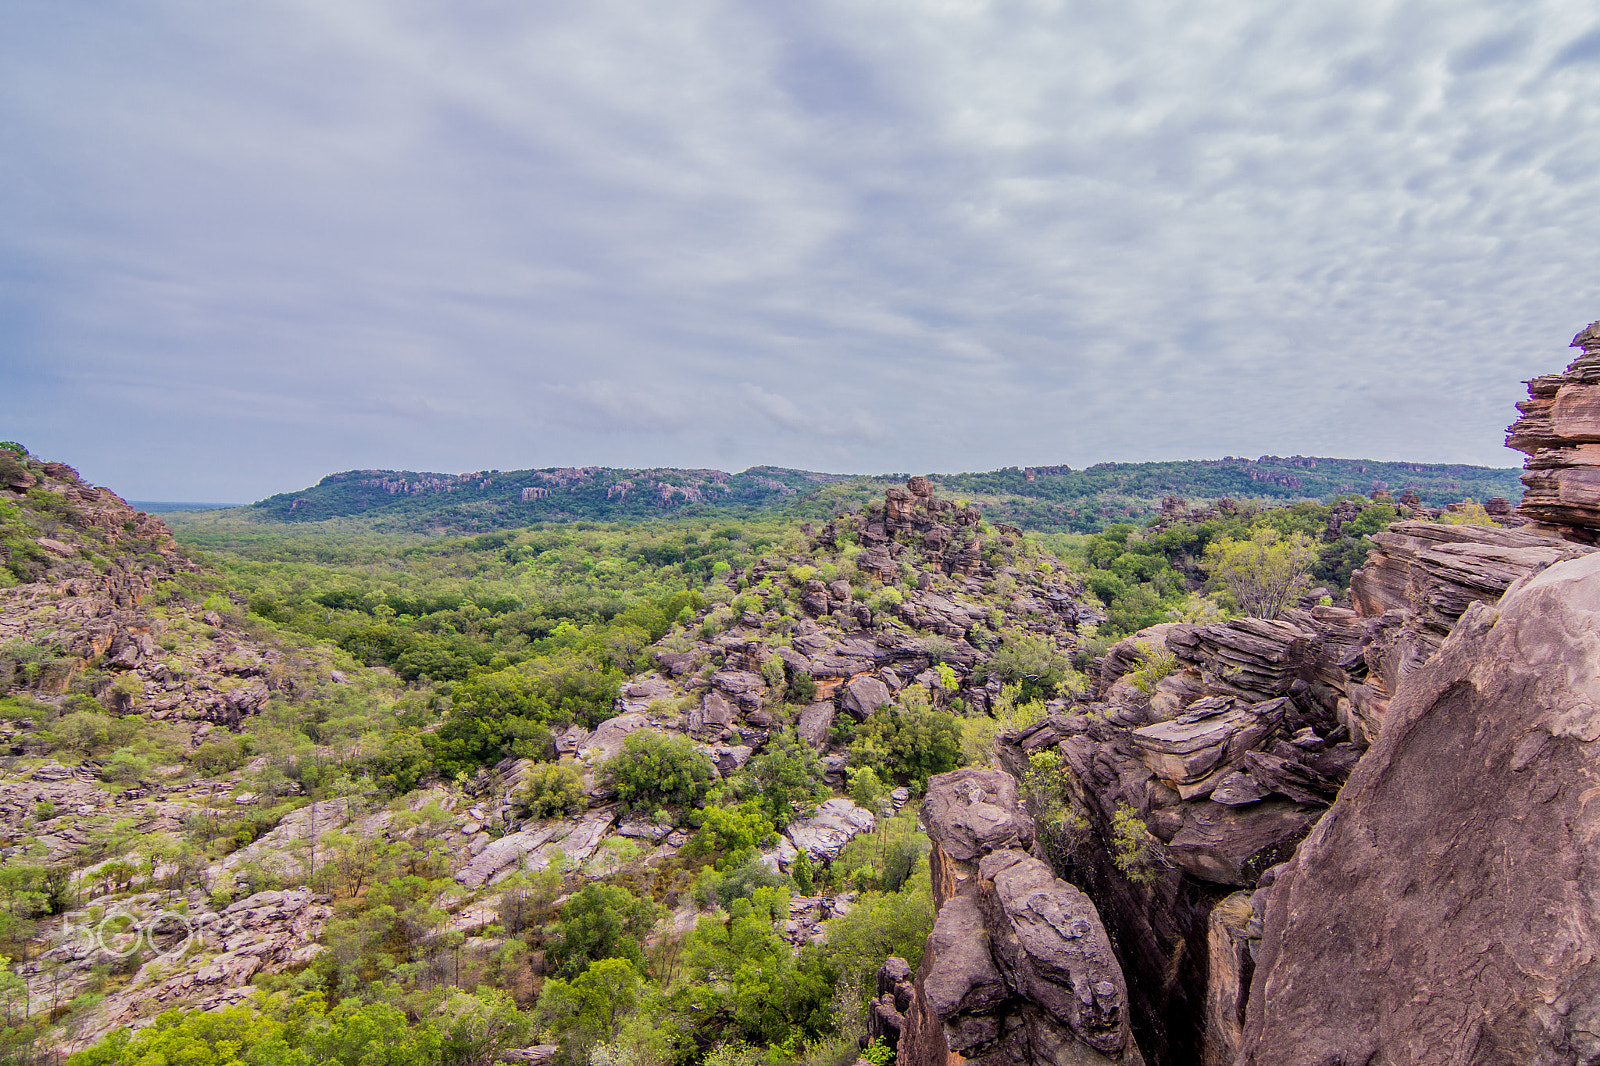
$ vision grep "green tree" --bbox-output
[515,761,587,820]
[1203,528,1319,620]
[547,884,662,978]
[849,689,964,789]
[984,628,1083,702]
[533,958,644,1066]
[685,802,777,867]
[741,729,828,827]
[599,732,714,817]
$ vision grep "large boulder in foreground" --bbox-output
[1240,552,1600,1065]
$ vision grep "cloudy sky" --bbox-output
[4,1,1599,502]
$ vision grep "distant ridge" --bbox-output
[218,456,1525,535]
[132,501,244,512]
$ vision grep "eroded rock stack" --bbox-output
[898,769,1143,1066]
[1507,318,1600,542]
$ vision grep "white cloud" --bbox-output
[0,0,1597,498]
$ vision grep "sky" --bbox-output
[4,1,1600,503]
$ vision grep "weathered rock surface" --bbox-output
[780,798,877,863]
[1508,319,1600,541]
[1240,551,1600,1065]
[898,769,1142,1066]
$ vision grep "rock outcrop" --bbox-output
[1239,550,1600,1065]
[898,769,1143,1066]
[1507,318,1600,541]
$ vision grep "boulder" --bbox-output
[795,701,835,749]
[783,798,876,862]
[1240,552,1600,1064]
[919,768,1034,863]
[578,714,651,761]
[1165,620,1314,701]
[711,670,765,710]
[616,675,672,714]
[1126,697,1288,799]
[1164,798,1322,886]
[840,676,892,721]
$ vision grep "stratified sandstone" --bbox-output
[1239,552,1600,1065]
[1507,318,1600,541]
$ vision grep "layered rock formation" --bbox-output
[994,533,1592,1061]
[1239,551,1600,1065]
[898,769,1143,1066]
[1508,319,1600,541]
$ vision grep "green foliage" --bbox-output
[741,729,829,827]
[791,849,815,895]
[1439,499,1497,526]
[1110,801,1163,887]
[678,887,832,1048]
[847,766,889,816]
[984,627,1083,702]
[547,883,662,978]
[532,957,643,1066]
[67,989,530,1066]
[848,689,964,789]
[1203,528,1319,620]
[1058,495,1408,636]
[861,1038,896,1066]
[430,652,622,774]
[817,859,934,1000]
[1124,641,1180,694]
[599,732,715,817]
[516,761,588,820]
[686,801,778,866]
[788,670,818,705]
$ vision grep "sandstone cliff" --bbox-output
[1240,550,1600,1064]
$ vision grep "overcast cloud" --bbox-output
[3,0,1599,501]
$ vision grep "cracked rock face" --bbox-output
[900,768,1143,1066]
[1240,551,1600,1066]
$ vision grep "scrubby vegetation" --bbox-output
[1040,495,1403,637]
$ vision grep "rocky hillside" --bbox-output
[0,448,1105,1059]
[225,457,1521,535]
[877,318,1600,1066]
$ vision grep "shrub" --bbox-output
[741,729,828,826]
[849,689,963,789]
[547,883,662,977]
[686,801,777,865]
[761,653,787,702]
[985,628,1084,702]
[1125,641,1180,694]
[599,732,714,816]
[1110,801,1164,886]
[516,760,587,819]
[788,671,817,704]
